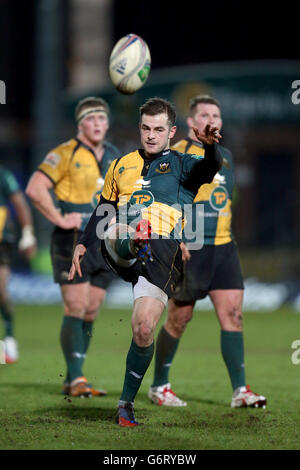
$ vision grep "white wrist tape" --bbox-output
[18,225,36,250]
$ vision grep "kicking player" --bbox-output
[26,97,120,397]
[0,165,36,362]
[148,95,267,409]
[69,97,223,425]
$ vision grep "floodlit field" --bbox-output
[1,304,300,450]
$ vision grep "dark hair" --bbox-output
[75,96,110,121]
[188,94,221,117]
[139,97,176,127]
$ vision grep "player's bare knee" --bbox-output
[64,297,88,317]
[133,321,154,346]
[167,306,193,337]
[84,309,98,322]
[167,314,190,337]
[87,297,104,315]
[227,307,243,330]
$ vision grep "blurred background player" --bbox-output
[148,95,267,409]
[69,97,222,426]
[26,96,121,397]
[0,165,36,363]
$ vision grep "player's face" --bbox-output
[188,103,222,135]
[140,113,176,157]
[78,112,109,146]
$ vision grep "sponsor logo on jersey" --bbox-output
[44,152,60,168]
[119,166,137,175]
[75,162,92,169]
[213,172,226,184]
[209,186,228,211]
[134,178,151,188]
[129,190,154,207]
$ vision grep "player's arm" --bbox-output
[68,195,117,280]
[9,191,37,259]
[79,195,117,248]
[69,159,119,280]
[78,157,119,248]
[25,171,82,230]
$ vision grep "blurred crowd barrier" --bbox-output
[7,272,300,312]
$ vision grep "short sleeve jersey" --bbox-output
[101,148,217,239]
[38,138,121,231]
[172,138,234,245]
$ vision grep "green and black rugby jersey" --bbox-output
[0,166,20,243]
[38,138,121,231]
[80,145,222,247]
[172,138,234,245]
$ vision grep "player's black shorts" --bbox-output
[0,241,12,266]
[173,241,244,303]
[101,237,183,298]
[50,227,117,288]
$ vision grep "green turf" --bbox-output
[0,304,300,450]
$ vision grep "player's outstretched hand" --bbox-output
[193,124,222,145]
[68,243,86,280]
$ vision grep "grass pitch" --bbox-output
[1,304,300,450]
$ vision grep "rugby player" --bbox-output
[148,95,267,409]
[69,97,223,425]
[26,97,120,397]
[0,165,36,363]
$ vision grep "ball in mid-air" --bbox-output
[109,34,151,95]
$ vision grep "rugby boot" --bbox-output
[231,385,267,408]
[3,336,19,364]
[148,383,187,407]
[116,402,139,427]
[69,376,107,398]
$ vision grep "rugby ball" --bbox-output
[109,34,151,95]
